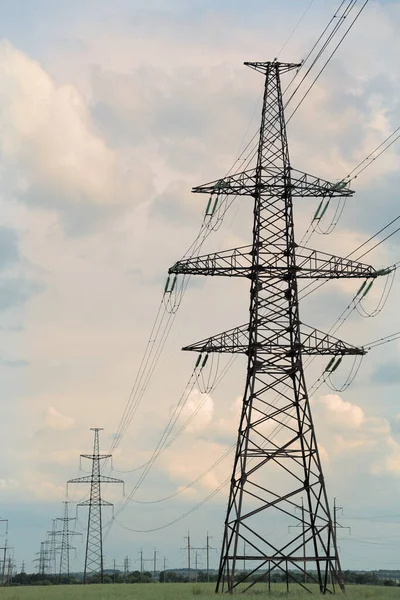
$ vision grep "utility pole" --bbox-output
[183,532,191,581]
[67,428,123,583]
[153,548,158,579]
[168,60,388,593]
[113,558,117,583]
[205,532,216,582]
[334,497,338,575]
[57,501,81,583]
[0,519,8,586]
[333,498,351,576]
[163,557,167,583]
[289,498,307,584]
[137,549,154,578]
[142,556,155,576]
[139,549,143,576]
[194,550,201,582]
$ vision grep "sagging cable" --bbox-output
[356,270,396,319]
[325,355,364,393]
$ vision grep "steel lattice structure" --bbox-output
[47,519,58,576]
[57,501,81,582]
[68,428,123,583]
[169,61,389,593]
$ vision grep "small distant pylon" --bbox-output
[47,519,58,576]
[68,428,123,583]
[123,556,130,580]
[6,557,13,585]
[57,501,81,582]
[20,561,25,574]
[35,541,49,576]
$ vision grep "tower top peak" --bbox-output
[244,61,301,75]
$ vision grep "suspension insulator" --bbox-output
[356,280,367,297]
[319,200,331,219]
[325,357,336,372]
[362,280,374,298]
[211,196,219,215]
[201,354,209,369]
[164,276,171,293]
[195,354,202,369]
[205,197,213,215]
[313,200,324,221]
[331,357,343,373]
[170,275,177,292]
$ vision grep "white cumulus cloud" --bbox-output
[44,406,74,431]
[0,40,152,211]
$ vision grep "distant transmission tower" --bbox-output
[68,428,123,583]
[123,556,130,580]
[169,61,388,593]
[57,501,81,582]
[35,541,49,576]
[47,519,58,576]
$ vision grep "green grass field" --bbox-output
[0,584,400,599]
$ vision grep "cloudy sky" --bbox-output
[1,0,400,575]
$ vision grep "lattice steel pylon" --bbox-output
[57,501,81,582]
[169,61,390,594]
[68,428,123,583]
[47,519,58,576]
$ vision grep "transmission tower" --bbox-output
[168,61,388,593]
[47,519,58,576]
[57,501,81,582]
[123,555,130,579]
[35,541,49,576]
[67,428,123,583]
[6,556,13,585]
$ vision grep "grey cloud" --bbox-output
[0,278,44,311]
[149,181,200,226]
[370,360,400,385]
[0,227,19,270]
[90,64,255,173]
[0,325,23,332]
[0,358,29,367]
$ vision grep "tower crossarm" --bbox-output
[169,245,252,277]
[78,499,113,507]
[170,244,387,279]
[80,453,111,460]
[294,246,388,279]
[182,323,365,356]
[297,324,365,356]
[191,168,354,198]
[68,474,123,485]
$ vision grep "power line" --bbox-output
[276,0,318,59]
[346,126,400,182]
[287,1,370,123]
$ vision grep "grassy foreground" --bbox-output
[0,583,400,599]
